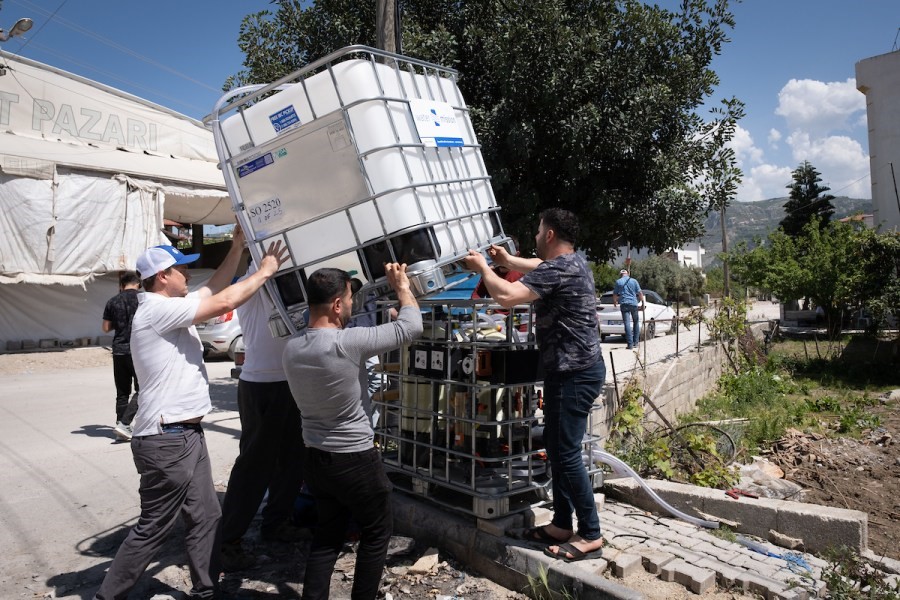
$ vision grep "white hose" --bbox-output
[594,449,719,529]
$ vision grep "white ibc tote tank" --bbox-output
[207,45,512,337]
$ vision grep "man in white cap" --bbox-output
[613,268,644,349]
[93,226,286,600]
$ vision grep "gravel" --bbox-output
[0,346,113,375]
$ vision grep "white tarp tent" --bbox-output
[0,50,233,285]
[0,51,234,346]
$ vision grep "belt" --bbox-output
[307,446,375,460]
[161,421,203,434]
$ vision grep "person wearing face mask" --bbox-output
[282,264,423,600]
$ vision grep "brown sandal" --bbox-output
[543,542,604,562]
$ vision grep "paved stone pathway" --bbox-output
[587,498,828,599]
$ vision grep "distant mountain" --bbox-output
[700,196,872,267]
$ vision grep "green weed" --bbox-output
[525,564,576,600]
[820,546,900,599]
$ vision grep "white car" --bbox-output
[596,289,675,341]
[197,310,243,360]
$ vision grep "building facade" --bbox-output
[856,49,900,232]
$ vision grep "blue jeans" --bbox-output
[620,304,640,348]
[542,359,606,541]
[302,447,392,600]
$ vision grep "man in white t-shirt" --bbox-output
[93,228,287,600]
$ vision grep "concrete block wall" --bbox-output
[645,345,725,424]
[591,344,725,440]
[607,478,869,554]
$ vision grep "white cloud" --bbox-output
[786,132,870,197]
[729,125,763,167]
[726,126,790,200]
[775,78,866,137]
[733,77,871,201]
[737,163,793,202]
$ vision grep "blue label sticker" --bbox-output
[408,99,464,148]
[433,136,464,147]
[269,105,300,133]
[237,153,274,178]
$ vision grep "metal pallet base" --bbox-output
[385,466,550,519]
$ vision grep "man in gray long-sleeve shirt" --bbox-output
[283,263,423,600]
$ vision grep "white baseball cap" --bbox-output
[620,269,628,275]
[135,245,200,279]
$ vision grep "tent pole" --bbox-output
[191,224,203,258]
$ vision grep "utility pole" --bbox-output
[376,0,398,54]
[720,204,730,297]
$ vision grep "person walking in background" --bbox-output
[613,268,644,349]
[102,270,141,441]
[219,263,307,572]
[283,264,423,600]
[464,208,606,563]
[93,229,287,600]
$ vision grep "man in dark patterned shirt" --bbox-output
[464,208,606,562]
[102,271,141,441]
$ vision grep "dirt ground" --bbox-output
[23,346,900,598]
[766,398,900,560]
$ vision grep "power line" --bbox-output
[827,172,871,197]
[5,0,67,53]
[9,0,222,94]
[779,171,871,218]
[17,40,210,114]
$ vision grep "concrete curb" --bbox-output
[393,493,646,599]
[604,478,868,553]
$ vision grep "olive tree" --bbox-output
[628,256,705,301]
[728,219,899,338]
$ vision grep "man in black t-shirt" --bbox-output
[102,271,141,440]
[464,208,606,563]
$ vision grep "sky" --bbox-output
[1,0,899,203]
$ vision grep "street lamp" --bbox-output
[0,18,33,42]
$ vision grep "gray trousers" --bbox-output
[95,428,222,599]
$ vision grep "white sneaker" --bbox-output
[114,421,133,441]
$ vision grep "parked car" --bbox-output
[596,289,675,342]
[197,310,243,360]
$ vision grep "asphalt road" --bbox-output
[0,358,240,599]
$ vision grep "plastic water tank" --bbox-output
[211,46,509,336]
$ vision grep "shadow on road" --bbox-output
[70,424,129,441]
[48,516,186,599]
[49,491,307,599]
